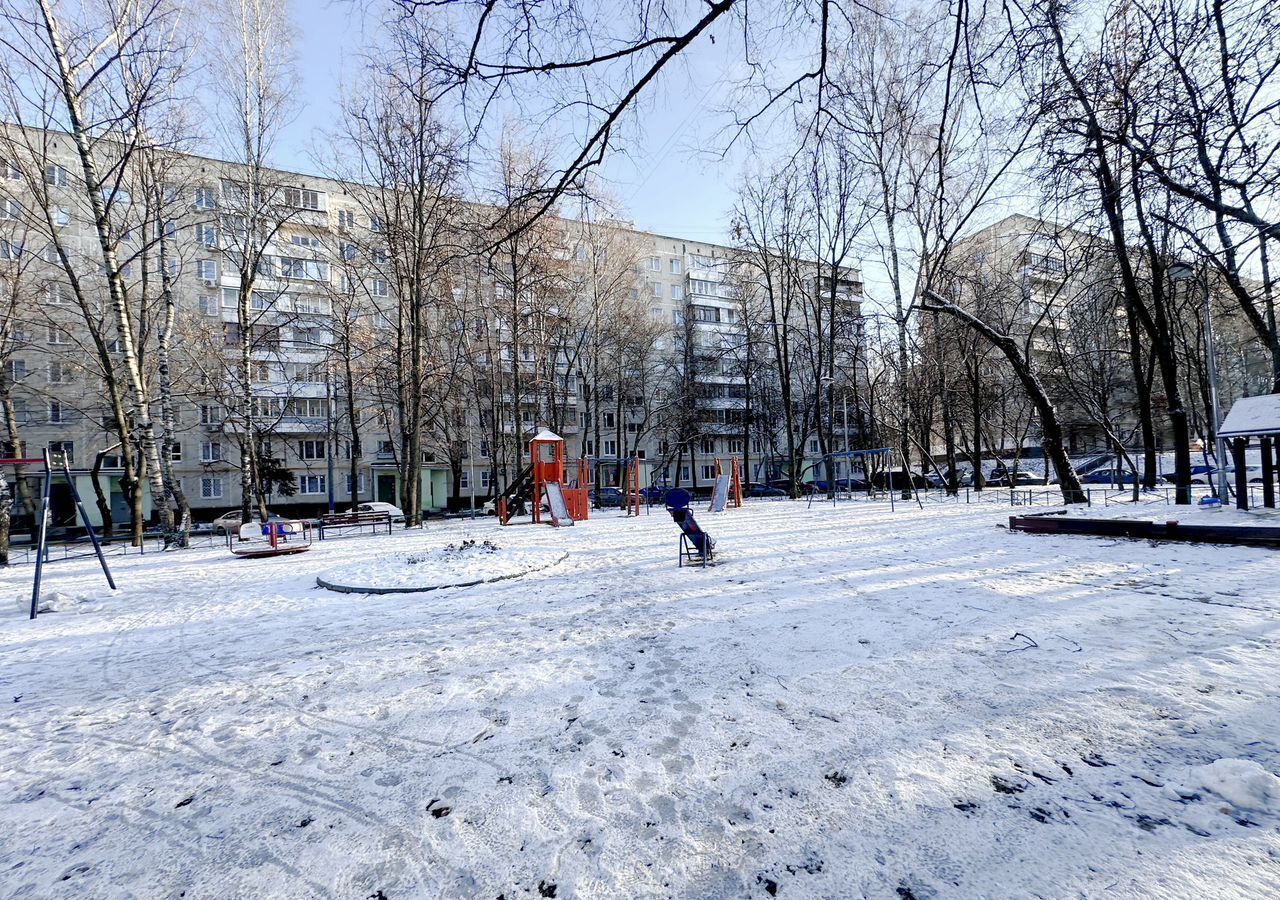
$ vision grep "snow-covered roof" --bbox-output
[531,429,563,443]
[1218,393,1280,439]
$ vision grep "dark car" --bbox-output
[639,485,670,502]
[986,470,1044,487]
[870,470,928,490]
[591,487,623,507]
[748,482,787,498]
[1081,468,1137,485]
[835,477,870,491]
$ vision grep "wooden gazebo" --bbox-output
[1219,393,1280,510]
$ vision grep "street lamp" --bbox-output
[1169,261,1228,502]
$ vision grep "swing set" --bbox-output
[3,450,116,620]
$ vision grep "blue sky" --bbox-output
[280,4,744,247]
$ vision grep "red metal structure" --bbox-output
[711,457,743,510]
[530,430,589,526]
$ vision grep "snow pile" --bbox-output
[317,539,566,592]
[1169,759,1280,813]
[10,588,112,616]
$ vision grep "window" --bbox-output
[671,284,683,301]
[0,199,20,220]
[603,412,616,428]
[371,248,387,264]
[7,359,25,380]
[45,283,67,305]
[0,239,20,261]
[47,325,71,345]
[368,215,384,233]
[200,477,223,499]
[299,439,326,460]
[194,187,216,210]
[460,470,470,489]
[479,440,489,458]
[290,234,321,250]
[298,473,326,494]
[48,441,73,464]
[701,437,715,454]
[169,443,183,462]
[44,164,67,186]
[50,206,70,228]
[480,470,491,489]
[691,305,721,323]
[196,294,217,316]
[195,259,217,281]
[201,441,223,462]
[280,257,328,281]
[336,209,355,229]
[196,224,216,247]
[370,279,388,297]
[647,257,661,272]
[1,158,19,180]
[701,464,715,480]
[670,258,682,274]
[222,322,241,347]
[283,187,321,210]
[377,439,394,456]
[344,474,365,494]
[48,400,64,424]
[47,361,69,383]
[340,242,357,261]
[649,282,661,298]
[603,440,617,456]
[199,404,223,425]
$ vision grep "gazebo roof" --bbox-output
[531,429,564,444]
[1218,393,1280,439]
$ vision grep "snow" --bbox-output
[1170,759,1280,814]
[316,541,567,592]
[1219,392,1280,439]
[2,501,1280,898]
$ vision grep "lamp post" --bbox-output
[1170,261,1228,501]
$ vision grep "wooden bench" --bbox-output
[317,511,394,540]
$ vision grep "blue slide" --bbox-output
[665,489,715,566]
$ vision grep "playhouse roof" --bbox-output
[531,429,564,443]
[1218,393,1280,439]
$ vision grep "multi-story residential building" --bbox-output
[936,213,1269,464]
[0,132,863,527]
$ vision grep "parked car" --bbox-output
[924,469,973,489]
[1080,468,1138,485]
[211,510,279,535]
[870,469,928,490]
[1164,466,1267,485]
[350,501,406,523]
[591,487,623,507]
[986,470,1045,487]
[639,485,670,502]
[834,477,870,491]
[748,482,787,498]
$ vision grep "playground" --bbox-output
[2,500,1279,898]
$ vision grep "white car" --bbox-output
[350,501,405,523]
[211,510,276,535]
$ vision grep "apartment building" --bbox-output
[938,213,1269,461]
[0,133,863,525]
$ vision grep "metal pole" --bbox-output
[326,370,336,514]
[29,456,52,620]
[62,456,115,590]
[1202,276,1228,502]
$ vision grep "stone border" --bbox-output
[315,551,568,595]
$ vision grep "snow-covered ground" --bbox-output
[2,501,1279,898]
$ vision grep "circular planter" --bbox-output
[316,547,567,595]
